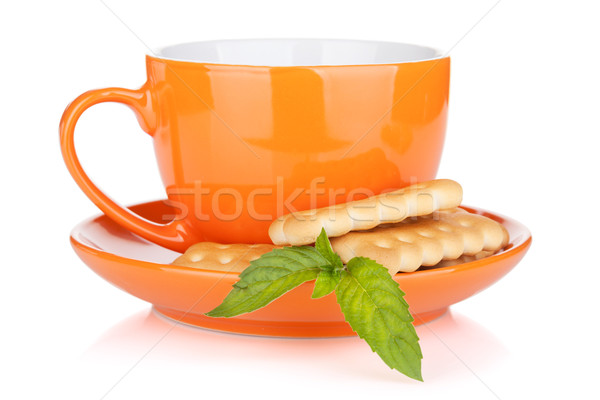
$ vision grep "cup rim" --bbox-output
[149,38,445,67]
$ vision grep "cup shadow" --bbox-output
[83,307,507,383]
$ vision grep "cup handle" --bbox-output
[60,86,189,251]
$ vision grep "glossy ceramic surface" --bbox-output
[70,201,531,338]
[60,39,450,253]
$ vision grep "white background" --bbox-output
[1,0,599,399]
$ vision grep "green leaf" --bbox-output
[336,257,423,381]
[311,269,342,299]
[314,228,344,271]
[206,246,326,318]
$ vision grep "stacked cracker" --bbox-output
[173,179,509,275]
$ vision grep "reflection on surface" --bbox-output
[84,308,507,382]
[247,68,350,152]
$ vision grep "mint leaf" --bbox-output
[205,231,423,381]
[206,247,326,318]
[311,269,342,299]
[314,228,343,271]
[336,257,423,381]
[311,228,343,298]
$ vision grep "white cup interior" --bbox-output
[154,39,443,66]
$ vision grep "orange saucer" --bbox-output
[70,201,531,337]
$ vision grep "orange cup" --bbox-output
[60,39,450,252]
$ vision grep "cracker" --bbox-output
[269,179,463,246]
[172,242,279,272]
[330,208,509,275]
[421,250,496,269]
